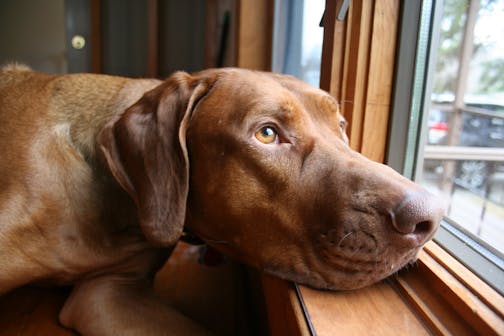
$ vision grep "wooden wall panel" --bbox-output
[235,0,273,71]
[90,0,102,73]
[146,0,158,77]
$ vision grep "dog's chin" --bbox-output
[263,248,421,291]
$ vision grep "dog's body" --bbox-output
[0,65,161,289]
[0,65,444,335]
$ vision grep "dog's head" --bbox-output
[99,68,445,290]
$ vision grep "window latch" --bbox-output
[319,0,351,27]
[337,0,350,21]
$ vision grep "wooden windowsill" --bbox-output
[262,241,504,335]
[393,241,504,335]
[298,281,428,335]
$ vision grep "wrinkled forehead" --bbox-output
[202,69,343,122]
[270,73,342,119]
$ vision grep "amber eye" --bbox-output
[255,126,278,144]
[339,119,348,132]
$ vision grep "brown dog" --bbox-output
[0,64,444,335]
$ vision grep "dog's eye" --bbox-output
[339,119,348,132]
[255,126,278,144]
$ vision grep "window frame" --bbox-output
[387,0,504,295]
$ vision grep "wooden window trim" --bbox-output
[256,0,503,334]
[321,0,398,162]
[395,241,504,335]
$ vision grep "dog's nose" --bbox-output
[391,190,445,242]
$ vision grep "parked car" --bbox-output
[459,103,504,148]
[427,101,504,191]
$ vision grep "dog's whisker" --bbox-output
[337,231,353,248]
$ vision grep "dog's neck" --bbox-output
[180,227,206,245]
[50,74,161,162]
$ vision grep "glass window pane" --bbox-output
[417,0,504,255]
[272,0,325,86]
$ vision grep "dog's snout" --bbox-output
[391,191,445,242]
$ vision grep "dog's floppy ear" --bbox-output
[98,72,213,246]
